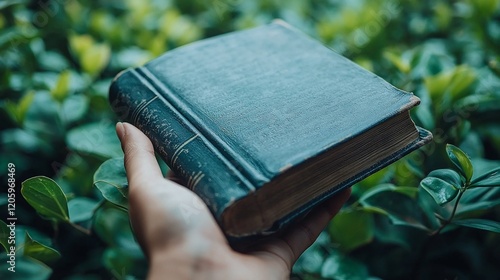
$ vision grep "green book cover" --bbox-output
[109,21,432,237]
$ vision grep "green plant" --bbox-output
[292,145,500,279]
[3,143,498,278]
[1,0,499,279]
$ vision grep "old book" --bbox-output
[109,21,432,237]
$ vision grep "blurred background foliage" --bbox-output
[1,0,500,279]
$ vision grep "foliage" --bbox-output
[1,0,499,279]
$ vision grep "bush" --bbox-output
[1,0,499,279]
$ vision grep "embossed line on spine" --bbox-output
[130,68,256,192]
[131,96,158,124]
[172,134,198,165]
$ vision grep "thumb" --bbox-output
[116,122,163,187]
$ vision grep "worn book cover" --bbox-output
[109,21,432,237]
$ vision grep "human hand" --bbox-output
[116,122,350,279]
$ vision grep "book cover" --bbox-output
[109,21,432,236]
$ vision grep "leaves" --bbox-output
[5,256,52,279]
[60,94,89,125]
[23,91,64,137]
[103,247,147,280]
[321,251,369,280]
[446,144,474,183]
[0,220,9,253]
[69,34,111,77]
[21,176,70,222]
[420,177,459,206]
[94,158,129,209]
[5,90,35,125]
[69,34,94,59]
[329,209,374,252]
[66,122,123,159]
[456,187,500,216]
[470,167,500,187]
[425,65,477,105]
[81,43,111,77]
[359,184,418,202]
[50,70,71,103]
[384,51,410,73]
[93,206,137,248]
[23,232,61,264]
[428,169,464,188]
[293,246,324,274]
[2,1,500,279]
[452,219,500,233]
[360,184,431,231]
[68,198,99,223]
[470,0,500,18]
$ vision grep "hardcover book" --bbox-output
[109,21,432,237]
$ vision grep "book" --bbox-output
[109,20,432,237]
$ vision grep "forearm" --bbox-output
[147,241,285,280]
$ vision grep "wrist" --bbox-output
[148,239,232,279]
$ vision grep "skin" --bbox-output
[116,122,351,279]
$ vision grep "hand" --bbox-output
[116,122,351,279]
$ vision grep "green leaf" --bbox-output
[23,232,61,264]
[5,90,36,126]
[38,51,70,72]
[448,65,476,99]
[114,48,153,69]
[21,176,70,222]
[457,187,500,216]
[321,251,369,279]
[93,206,137,247]
[60,94,89,125]
[294,246,325,274]
[359,184,418,202]
[359,206,388,215]
[420,177,459,206]
[17,90,36,125]
[360,185,432,231]
[50,70,71,103]
[23,91,63,137]
[359,184,418,208]
[372,215,417,250]
[417,187,445,229]
[470,167,500,187]
[446,144,474,183]
[427,169,464,189]
[424,65,477,110]
[470,0,500,18]
[103,247,147,280]
[414,105,435,131]
[0,0,29,10]
[329,209,374,252]
[452,219,500,233]
[94,158,129,209]
[384,51,410,73]
[68,198,99,223]
[424,69,453,102]
[0,220,9,253]
[66,122,123,159]
[69,34,94,59]
[4,256,52,279]
[81,43,111,77]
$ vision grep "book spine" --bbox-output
[108,69,255,221]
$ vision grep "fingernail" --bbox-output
[116,122,125,140]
